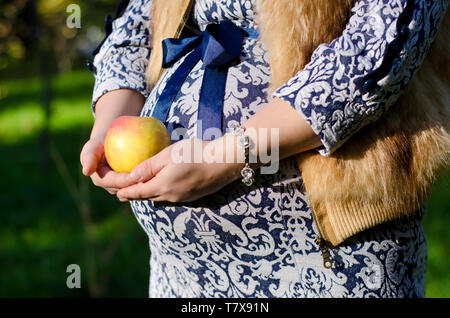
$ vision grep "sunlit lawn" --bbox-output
[0,70,448,297]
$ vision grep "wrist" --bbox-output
[90,89,145,140]
[90,128,106,140]
[207,134,244,182]
[216,125,261,186]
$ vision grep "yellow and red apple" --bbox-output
[104,116,171,173]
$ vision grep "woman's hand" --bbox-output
[116,137,244,202]
[80,134,135,195]
[80,88,145,195]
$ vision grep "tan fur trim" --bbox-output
[146,0,193,90]
[255,0,355,93]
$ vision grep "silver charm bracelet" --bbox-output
[229,125,255,186]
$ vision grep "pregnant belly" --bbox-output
[141,37,272,138]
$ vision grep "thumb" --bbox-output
[80,140,104,176]
[130,151,167,183]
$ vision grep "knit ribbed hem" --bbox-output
[312,200,399,247]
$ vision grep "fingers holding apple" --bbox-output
[82,115,172,196]
[116,138,243,203]
[115,145,171,201]
[90,156,136,195]
[115,142,185,202]
[80,135,134,194]
[83,117,241,203]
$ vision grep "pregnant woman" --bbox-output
[80,0,449,297]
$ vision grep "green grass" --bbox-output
[0,70,448,297]
[0,71,95,144]
[422,170,450,297]
[0,70,149,297]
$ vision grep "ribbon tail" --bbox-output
[152,47,202,137]
[197,67,228,140]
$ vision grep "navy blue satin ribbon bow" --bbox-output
[152,20,258,140]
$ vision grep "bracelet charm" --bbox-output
[241,164,255,186]
[230,124,255,187]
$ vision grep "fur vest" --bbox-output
[146,0,450,246]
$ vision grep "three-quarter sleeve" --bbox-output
[273,0,449,156]
[91,0,152,113]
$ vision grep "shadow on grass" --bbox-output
[0,124,149,297]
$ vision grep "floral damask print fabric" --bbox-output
[133,158,427,297]
[273,0,449,155]
[91,0,152,112]
[89,0,443,297]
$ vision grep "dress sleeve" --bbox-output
[90,0,152,113]
[273,0,449,156]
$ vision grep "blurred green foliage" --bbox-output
[0,0,154,298]
[0,0,119,78]
[0,71,150,297]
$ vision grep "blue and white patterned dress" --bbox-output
[91,0,448,297]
